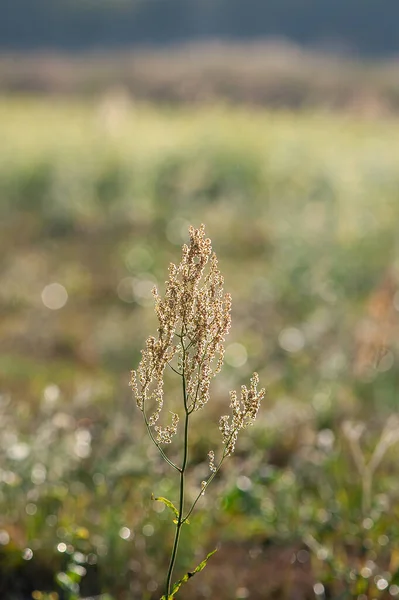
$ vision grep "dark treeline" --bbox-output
[1,0,399,56]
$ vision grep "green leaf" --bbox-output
[160,548,217,599]
[152,494,179,521]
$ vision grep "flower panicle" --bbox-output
[131,224,232,443]
[219,372,265,456]
[154,412,179,444]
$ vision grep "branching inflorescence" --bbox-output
[130,224,264,599]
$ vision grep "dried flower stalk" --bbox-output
[130,224,264,599]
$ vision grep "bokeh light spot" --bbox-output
[236,475,252,491]
[377,578,389,591]
[313,583,325,596]
[41,283,68,310]
[119,527,131,540]
[225,343,248,367]
[25,503,37,515]
[0,530,10,545]
[22,548,33,560]
[31,464,47,485]
[278,327,305,353]
[142,524,154,537]
[7,443,30,461]
[43,384,60,405]
[296,549,309,563]
[166,217,191,245]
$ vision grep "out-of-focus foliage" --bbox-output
[2,45,399,116]
[1,99,399,599]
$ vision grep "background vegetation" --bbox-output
[2,0,399,55]
[2,44,399,115]
[1,96,399,598]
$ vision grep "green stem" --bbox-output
[182,453,226,525]
[182,427,239,524]
[165,341,190,598]
[165,520,183,599]
[167,362,183,377]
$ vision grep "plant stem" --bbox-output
[165,342,190,598]
[182,428,239,524]
[165,518,183,599]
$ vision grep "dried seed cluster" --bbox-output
[219,372,265,456]
[130,224,264,451]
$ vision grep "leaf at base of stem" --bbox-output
[160,548,218,600]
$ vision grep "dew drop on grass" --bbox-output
[119,527,131,540]
[313,583,325,596]
[22,548,33,560]
[376,578,389,591]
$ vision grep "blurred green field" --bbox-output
[1,98,399,599]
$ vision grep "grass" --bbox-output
[1,97,399,598]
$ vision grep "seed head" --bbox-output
[131,224,232,442]
[207,450,216,472]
